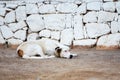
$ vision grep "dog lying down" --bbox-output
[17,38,77,59]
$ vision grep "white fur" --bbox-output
[17,38,77,59]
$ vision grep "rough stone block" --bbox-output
[8,21,26,32]
[0,25,13,39]
[83,0,102,2]
[26,3,38,14]
[14,30,26,40]
[26,14,45,32]
[39,29,51,38]
[56,3,77,13]
[27,33,39,41]
[73,14,84,40]
[85,23,110,38]
[87,2,102,11]
[7,38,23,49]
[0,16,4,25]
[103,2,115,12]
[97,33,120,49]
[5,11,15,23]
[6,3,18,9]
[0,32,6,44]
[83,11,97,23]
[0,8,6,16]
[98,11,118,23]
[65,14,72,28]
[16,6,26,21]
[60,28,73,45]
[75,3,86,14]
[116,1,120,14]
[39,4,56,13]
[73,39,97,47]
[111,21,120,33]
[51,31,60,40]
[44,14,65,30]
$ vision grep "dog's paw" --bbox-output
[71,53,78,57]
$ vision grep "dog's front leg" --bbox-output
[71,53,78,57]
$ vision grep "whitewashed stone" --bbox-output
[103,0,113,1]
[97,33,120,49]
[16,6,26,21]
[39,29,51,38]
[87,2,102,11]
[0,16,4,25]
[118,15,120,22]
[0,25,13,39]
[14,30,26,40]
[0,4,5,8]
[8,23,17,32]
[8,21,26,32]
[5,11,15,23]
[98,11,118,23]
[39,4,56,13]
[37,3,43,7]
[74,0,82,4]
[26,3,38,14]
[65,14,72,28]
[111,21,120,33]
[51,31,60,40]
[7,38,23,45]
[73,14,84,40]
[0,32,6,44]
[75,3,86,14]
[83,11,97,23]
[60,28,73,45]
[85,23,110,38]
[56,3,77,13]
[73,39,97,47]
[16,20,27,29]
[5,8,13,12]
[116,2,120,14]
[17,2,26,6]
[6,3,18,9]
[44,14,65,30]
[53,0,67,2]
[23,27,28,31]
[83,26,89,39]
[26,14,45,32]
[25,0,44,3]
[27,33,39,41]
[0,8,6,16]
[103,2,115,12]
[83,0,102,2]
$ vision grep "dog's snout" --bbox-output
[69,55,73,59]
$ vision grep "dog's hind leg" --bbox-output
[22,55,55,59]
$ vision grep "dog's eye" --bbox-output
[64,50,67,52]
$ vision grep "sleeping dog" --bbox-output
[17,38,77,59]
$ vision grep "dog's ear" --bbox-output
[55,47,60,50]
[55,47,62,57]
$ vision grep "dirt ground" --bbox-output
[0,47,120,80]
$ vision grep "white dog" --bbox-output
[17,38,77,59]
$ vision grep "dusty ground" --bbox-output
[0,47,120,80]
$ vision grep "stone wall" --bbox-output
[0,0,120,49]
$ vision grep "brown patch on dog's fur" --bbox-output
[17,49,24,57]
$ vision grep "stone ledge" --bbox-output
[96,45,120,50]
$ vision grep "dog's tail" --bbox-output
[17,49,24,57]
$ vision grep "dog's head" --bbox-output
[55,47,73,59]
